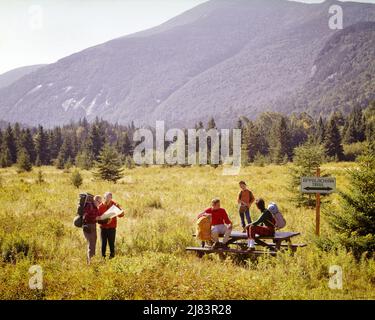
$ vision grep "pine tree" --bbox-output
[95,144,123,183]
[327,147,375,259]
[56,135,75,168]
[324,116,344,161]
[207,117,217,130]
[343,106,365,144]
[75,150,95,170]
[49,127,63,160]
[289,142,325,207]
[269,117,291,164]
[16,148,32,172]
[315,116,326,144]
[20,129,36,164]
[71,169,83,189]
[87,124,105,160]
[13,123,22,151]
[0,140,12,168]
[4,125,17,164]
[34,126,50,165]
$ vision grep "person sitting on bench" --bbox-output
[246,198,275,251]
[198,198,233,249]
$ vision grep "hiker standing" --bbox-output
[198,198,232,249]
[98,192,124,259]
[246,198,275,251]
[237,181,255,232]
[82,195,101,265]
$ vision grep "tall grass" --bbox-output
[0,163,374,300]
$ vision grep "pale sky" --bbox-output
[0,0,374,75]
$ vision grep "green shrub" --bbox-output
[1,235,30,263]
[343,142,367,161]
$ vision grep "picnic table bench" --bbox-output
[186,231,306,259]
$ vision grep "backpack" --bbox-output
[268,202,286,230]
[73,193,93,228]
[196,214,212,241]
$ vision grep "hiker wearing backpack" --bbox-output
[237,181,255,232]
[98,192,125,259]
[246,198,275,251]
[82,194,102,265]
[198,198,233,249]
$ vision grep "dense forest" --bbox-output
[0,101,374,172]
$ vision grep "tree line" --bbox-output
[0,101,374,173]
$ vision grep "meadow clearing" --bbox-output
[0,163,374,300]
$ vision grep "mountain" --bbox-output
[281,21,375,116]
[0,0,374,127]
[0,65,46,89]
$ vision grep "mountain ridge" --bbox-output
[0,0,374,127]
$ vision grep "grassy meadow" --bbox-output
[0,163,374,300]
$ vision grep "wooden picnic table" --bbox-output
[187,231,306,259]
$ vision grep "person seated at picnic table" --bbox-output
[198,198,233,249]
[246,198,275,251]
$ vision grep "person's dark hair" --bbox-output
[256,198,266,211]
[239,181,247,186]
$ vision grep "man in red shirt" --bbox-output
[98,192,125,259]
[198,198,233,248]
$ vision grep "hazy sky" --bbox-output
[0,0,374,74]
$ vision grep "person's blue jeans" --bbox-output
[239,208,251,229]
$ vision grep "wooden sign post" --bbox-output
[301,171,336,237]
[315,168,321,236]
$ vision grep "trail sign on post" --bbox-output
[301,171,336,236]
[301,177,336,194]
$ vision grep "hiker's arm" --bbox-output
[224,212,232,228]
[237,192,242,204]
[115,202,125,218]
[251,212,267,226]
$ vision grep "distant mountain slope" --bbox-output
[0,65,46,89]
[0,0,374,127]
[282,21,375,116]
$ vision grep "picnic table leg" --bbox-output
[287,239,297,255]
[275,240,282,251]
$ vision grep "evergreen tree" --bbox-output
[49,127,63,160]
[315,116,326,144]
[16,148,32,172]
[364,101,375,145]
[4,125,17,164]
[117,132,133,156]
[207,117,217,130]
[0,140,12,168]
[75,150,95,170]
[269,117,291,164]
[34,126,50,165]
[87,124,105,159]
[289,142,325,207]
[95,144,123,183]
[324,116,344,160]
[71,169,83,189]
[13,123,22,149]
[343,106,365,144]
[327,148,375,259]
[20,129,36,164]
[57,135,75,167]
